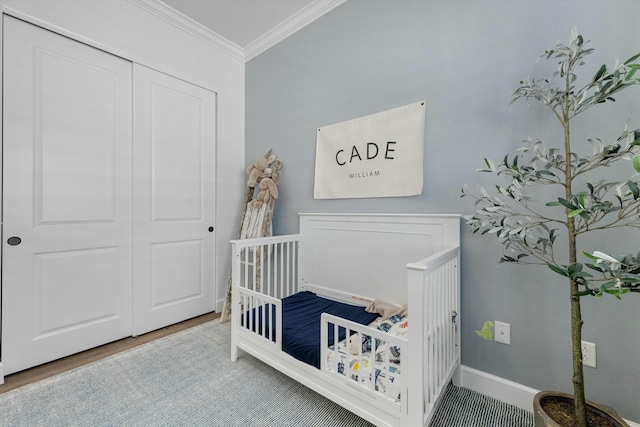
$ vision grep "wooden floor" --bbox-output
[0,312,220,395]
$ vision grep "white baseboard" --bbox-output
[459,365,537,412]
[459,365,640,427]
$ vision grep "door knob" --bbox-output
[208,226,214,232]
[7,236,22,246]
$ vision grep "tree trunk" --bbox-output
[570,276,587,427]
[562,80,587,426]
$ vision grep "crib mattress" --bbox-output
[281,291,380,369]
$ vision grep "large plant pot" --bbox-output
[534,391,628,427]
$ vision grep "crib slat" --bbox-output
[380,336,387,395]
[293,241,298,295]
[273,243,277,295]
[259,246,265,294]
[288,241,293,296]
[321,319,329,370]
[334,323,340,374]
[243,247,249,290]
[241,293,247,331]
[248,292,254,334]
[266,244,272,296]
[251,248,256,291]
[275,242,279,296]
[279,243,284,298]
[284,241,289,296]
[261,298,266,340]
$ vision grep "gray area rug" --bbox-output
[0,320,534,426]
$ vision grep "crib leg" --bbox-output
[231,332,238,362]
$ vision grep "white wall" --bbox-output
[0,0,245,312]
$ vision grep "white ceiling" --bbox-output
[161,0,315,49]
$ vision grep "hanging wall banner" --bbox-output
[314,100,425,199]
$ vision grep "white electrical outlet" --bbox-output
[582,341,596,368]
[494,321,511,345]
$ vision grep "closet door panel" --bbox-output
[2,16,133,374]
[133,64,216,335]
[149,85,203,221]
[150,240,203,306]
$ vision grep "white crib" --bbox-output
[230,213,461,427]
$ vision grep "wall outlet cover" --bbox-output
[495,321,511,345]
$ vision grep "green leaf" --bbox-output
[591,64,607,83]
[578,193,586,207]
[567,263,582,274]
[628,180,640,199]
[604,288,629,299]
[537,170,556,177]
[585,263,603,272]
[567,263,587,280]
[624,52,640,65]
[634,155,640,173]
[568,209,584,218]
[557,198,579,210]
[570,271,593,279]
[582,250,598,260]
[574,289,595,297]
[548,264,568,277]
[484,158,495,171]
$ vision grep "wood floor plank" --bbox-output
[0,312,220,394]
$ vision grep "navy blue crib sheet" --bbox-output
[245,291,380,369]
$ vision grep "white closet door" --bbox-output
[1,17,133,374]
[132,65,216,335]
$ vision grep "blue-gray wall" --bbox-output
[246,0,640,420]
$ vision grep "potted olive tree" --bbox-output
[462,29,640,427]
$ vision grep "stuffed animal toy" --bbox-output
[251,177,279,208]
[365,299,402,321]
[270,159,282,185]
[246,148,277,187]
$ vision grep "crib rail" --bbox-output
[407,245,460,426]
[237,287,282,345]
[320,314,407,413]
[319,245,460,424]
[231,234,301,360]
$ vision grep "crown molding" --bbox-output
[127,0,245,62]
[243,0,347,62]
[129,0,345,63]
